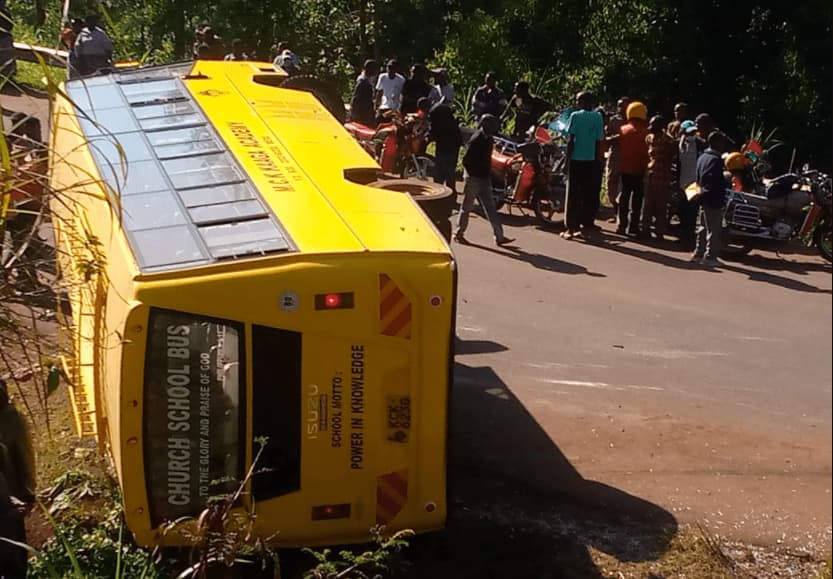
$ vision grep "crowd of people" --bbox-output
[343,60,731,262]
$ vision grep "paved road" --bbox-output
[6,88,830,554]
[449,208,832,549]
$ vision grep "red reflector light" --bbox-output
[315,292,355,310]
[312,503,352,521]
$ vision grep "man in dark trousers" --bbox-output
[615,101,650,236]
[692,131,729,267]
[429,100,462,194]
[349,60,379,127]
[562,91,604,240]
[455,114,514,246]
[0,380,36,579]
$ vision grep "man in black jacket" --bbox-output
[349,60,379,127]
[454,114,514,246]
[692,131,728,266]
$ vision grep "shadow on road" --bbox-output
[402,362,678,578]
[465,242,607,278]
[455,337,509,355]
[600,237,831,294]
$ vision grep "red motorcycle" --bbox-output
[490,125,566,225]
[345,111,435,179]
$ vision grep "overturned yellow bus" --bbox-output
[49,61,456,547]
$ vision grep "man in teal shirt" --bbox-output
[563,91,604,239]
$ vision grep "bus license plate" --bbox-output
[386,396,411,444]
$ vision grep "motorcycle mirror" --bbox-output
[802,163,810,172]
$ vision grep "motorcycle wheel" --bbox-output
[532,186,564,227]
[402,155,435,180]
[814,221,833,262]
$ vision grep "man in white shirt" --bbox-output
[375,59,405,113]
[429,69,455,109]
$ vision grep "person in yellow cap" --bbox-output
[612,101,650,236]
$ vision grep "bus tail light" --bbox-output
[312,504,352,521]
[315,292,355,310]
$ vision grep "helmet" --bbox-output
[724,152,748,172]
[626,101,647,121]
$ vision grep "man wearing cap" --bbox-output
[0,379,36,579]
[677,119,703,247]
[562,90,605,239]
[375,59,406,114]
[615,100,650,236]
[349,60,379,127]
[455,114,514,247]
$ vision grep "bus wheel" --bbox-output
[367,178,455,240]
[279,75,347,123]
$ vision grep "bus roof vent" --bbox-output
[66,72,295,272]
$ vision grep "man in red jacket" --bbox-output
[614,101,650,236]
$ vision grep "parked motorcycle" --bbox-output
[490,124,567,226]
[344,111,434,179]
[723,165,832,262]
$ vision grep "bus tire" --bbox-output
[279,75,347,123]
[367,178,455,240]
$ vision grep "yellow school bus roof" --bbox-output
[61,61,448,273]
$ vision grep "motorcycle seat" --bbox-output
[344,122,377,140]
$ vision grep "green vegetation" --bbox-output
[7,0,832,170]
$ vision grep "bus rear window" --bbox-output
[143,309,245,527]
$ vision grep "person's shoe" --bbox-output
[560,230,577,240]
[689,255,704,265]
[454,233,470,245]
[496,237,516,246]
[702,257,723,268]
[607,217,618,224]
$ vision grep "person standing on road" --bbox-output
[401,64,432,115]
[428,68,455,109]
[471,72,508,121]
[614,101,650,236]
[224,38,247,61]
[455,114,514,247]
[677,119,704,249]
[642,115,679,241]
[349,59,379,127]
[604,96,630,216]
[509,81,551,140]
[375,59,406,115]
[562,91,605,240]
[692,131,729,267]
[429,101,462,194]
[666,102,690,140]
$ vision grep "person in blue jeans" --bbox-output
[563,91,604,240]
[455,114,515,247]
[692,131,728,267]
